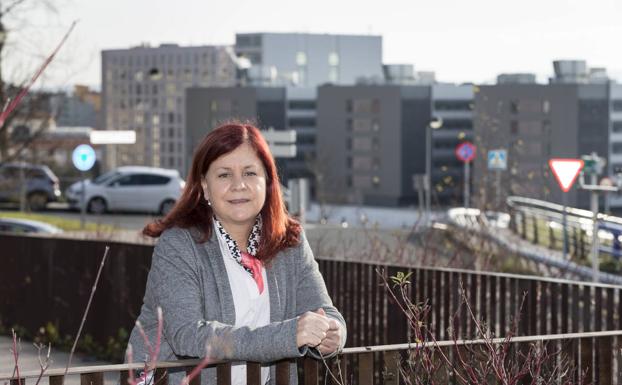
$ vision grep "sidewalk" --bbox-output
[0,336,117,385]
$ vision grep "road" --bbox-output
[1,203,158,231]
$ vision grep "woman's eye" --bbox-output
[218,173,230,178]
[245,171,257,176]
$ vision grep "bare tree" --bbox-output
[0,0,74,162]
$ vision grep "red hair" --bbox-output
[144,122,301,262]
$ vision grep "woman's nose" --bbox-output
[231,174,247,190]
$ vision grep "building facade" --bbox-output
[101,44,238,173]
[315,84,473,206]
[473,83,612,209]
[50,85,101,129]
[235,33,383,87]
[185,86,287,171]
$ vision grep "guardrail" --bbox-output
[507,196,622,265]
[3,330,622,385]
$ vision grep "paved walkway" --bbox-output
[0,336,116,385]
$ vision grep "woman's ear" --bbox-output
[200,178,209,201]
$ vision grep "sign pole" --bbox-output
[72,144,97,231]
[562,191,568,260]
[80,172,86,230]
[464,161,470,208]
[455,141,476,209]
[495,169,501,208]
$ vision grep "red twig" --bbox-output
[0,20,77,127]
[180,346,213,385]
[126,344,136,385]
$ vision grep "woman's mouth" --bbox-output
[228,199,250,204]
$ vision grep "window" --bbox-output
[442,119,472,130]
[613,100,622,112]
[371,120,380,132]
[353,99,373,114]
[613,121,622,133]
[352,119,372,132]
[352,156,372,170]
[288,100,315,110]
[0,166,18,179]
[434,100,473,111]
[25,168,46,179]
[289,117,315,127]
[352,137,372,151]
[114,174,141,186]
[328,67,338,83]
[296,52,307,66]
[372,158,380,170]
[139,174,171,185]
[543,100,551,114]
[613,142,622,154]
[353,175,371,188]
[328,52,339,66]
[518,121,542,136]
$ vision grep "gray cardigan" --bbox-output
[128,226,347,385]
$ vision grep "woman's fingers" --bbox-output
[296,311,330,348]
[316,324,342,354]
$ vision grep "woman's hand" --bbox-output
[296,310,330,348]
[314,308,343,355]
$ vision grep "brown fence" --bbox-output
[3,331,622,385]
[2,234,622,358]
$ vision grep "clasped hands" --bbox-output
[296,308,342,355]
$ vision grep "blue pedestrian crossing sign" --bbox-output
[488,149,507,170]
[72,144,96,172]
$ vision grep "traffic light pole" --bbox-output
[590,173,599,282]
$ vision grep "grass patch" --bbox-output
[0,211,117,232]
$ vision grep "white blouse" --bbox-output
[215,224,271,385]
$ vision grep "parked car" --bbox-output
[0,217,63,234]
[65,166,185,215]
[0,163,61,211]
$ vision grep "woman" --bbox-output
[128,122,346,385]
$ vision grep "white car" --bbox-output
[65,166,185,215]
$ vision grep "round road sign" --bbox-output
[455,142,476,163]
[72,144,96,172]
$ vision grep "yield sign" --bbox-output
[549,158,584,192]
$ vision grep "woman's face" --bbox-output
[202,142,267,230]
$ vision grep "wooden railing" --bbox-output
[3,330,622,385]
[4,234,622,356]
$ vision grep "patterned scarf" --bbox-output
[214,216,264,293]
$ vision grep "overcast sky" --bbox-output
[5,0,622,91]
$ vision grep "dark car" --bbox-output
[0,163,61,211]
[0,217,63,234]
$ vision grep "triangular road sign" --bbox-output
[549,158,584,192]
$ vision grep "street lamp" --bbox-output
[425,117,443,226]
